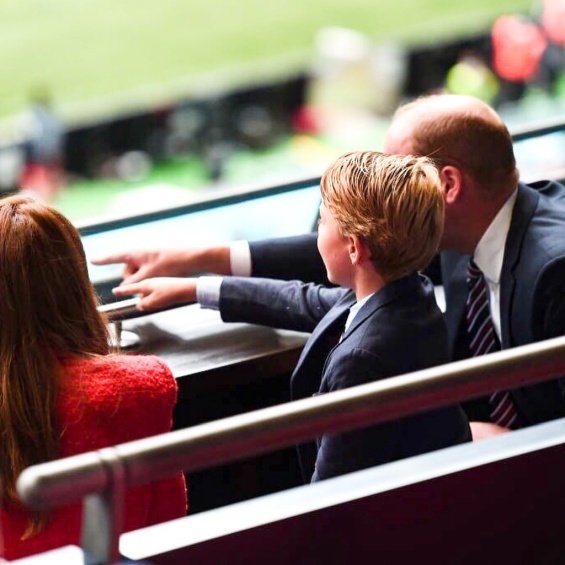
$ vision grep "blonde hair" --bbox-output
[320,151,444,281]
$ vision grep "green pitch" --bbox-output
[0,0,530,121]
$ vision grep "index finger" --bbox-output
[91,252,130,266]
[112,282,143,297]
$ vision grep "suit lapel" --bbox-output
[499,184,539,348]
[290,295,354,399]
[442,252,470,358]
[294,300,352,367]
[291,294,354,483]
[338,274,422,346]
[291,274,424,400]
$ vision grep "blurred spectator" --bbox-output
[19,88,66,200]
[308,28,405,117]
[0,144,25,195]
[539,0,565,92]
[541,0,565,45]
[491,14,548,102]
[445,51,500,103]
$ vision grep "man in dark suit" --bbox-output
[249,95,565,437]
[113,151,471,481]
[376,95,565,436]
[97,94,565,439]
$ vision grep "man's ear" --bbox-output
[440,165,463,205]
[348,234,371,265]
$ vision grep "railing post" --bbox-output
[81,448,125,565]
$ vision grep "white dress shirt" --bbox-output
[196,241,252,308]
[229,240,253,276]
[472,190,517,340]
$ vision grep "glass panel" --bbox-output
[513,132,565,183]
[84,183,320,287]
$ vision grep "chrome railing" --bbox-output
[16,335,565,564]
[510,115,565,142]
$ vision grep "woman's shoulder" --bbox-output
[58,355,177,454]
[61,354,176,400]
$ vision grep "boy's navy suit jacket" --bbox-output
[219,273,471,482]
[248,180,565,427]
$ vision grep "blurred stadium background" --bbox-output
[1,0,563,222]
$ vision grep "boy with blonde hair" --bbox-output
[116,151,471,482]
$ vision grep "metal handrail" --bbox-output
[18,335,565,506]
[97,297,141,321]
[510,115,565,142]
[97,296,196,322]
[14,335,565,563]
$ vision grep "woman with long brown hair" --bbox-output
[0,195,186,560]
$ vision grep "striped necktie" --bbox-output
[465,259,519,429]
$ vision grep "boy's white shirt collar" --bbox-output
[344,292,374,333]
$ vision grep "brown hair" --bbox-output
[0,195,110,537]
[320,151,444,281]
[395,95,519,190]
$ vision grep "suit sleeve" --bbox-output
[533,257,565,398]
[312,348,400,481]
[220,277,348,333]
[249,234,329,285]
[534,257,565,340]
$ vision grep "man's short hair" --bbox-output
[396,95,519,190]
[320,151,444,281]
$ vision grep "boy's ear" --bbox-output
[440,165,462,204]
[348,234,371,265]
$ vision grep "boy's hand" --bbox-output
[113,277,197,312]
[92,246,232,285]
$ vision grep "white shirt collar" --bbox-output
[344,292,374,333]
[473,190,517,284]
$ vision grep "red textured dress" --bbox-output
[1,354,187,560]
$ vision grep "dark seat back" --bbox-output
[121,417,565,565]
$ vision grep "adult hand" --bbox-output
[92,246,232,285]
[113,277,198,311]
[469,421,511,441]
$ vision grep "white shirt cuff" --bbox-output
[229,240,252,276]
[196,276,223,309]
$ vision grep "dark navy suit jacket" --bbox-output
[442,181,565,424]
[219,273,471,482]
[248,180,565,426]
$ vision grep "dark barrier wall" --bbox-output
[120,419,565,564]
[64,75,308,178]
